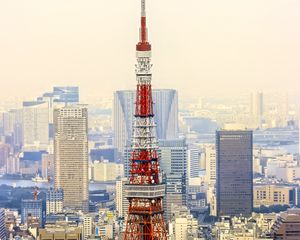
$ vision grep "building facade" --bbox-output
[116,178,129,218]
[21,199,44,227]
[46,188,64,214]
[216,130,253,217]
[187,148,201,179]
[158,139,188,221]
[205,144,216,186]
[54,105,89,212]
[271,208,300,240]
[23,101,49,149]
[254,184,293,207]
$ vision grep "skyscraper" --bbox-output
[116,178,129,218]
[0,143,10,168]
[23,101,49,149]
[250,92,263,128]
[1,109,23,150]
[159,139,188,221]
[205,144,216,186]
[113,89,178,155]
[216,130,253,217]
[54,105,89,212]
[187,148,201,179]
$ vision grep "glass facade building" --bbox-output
[216,130,253,217]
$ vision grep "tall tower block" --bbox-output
[123,0,167,239]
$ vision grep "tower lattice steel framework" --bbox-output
[123,0,167,239]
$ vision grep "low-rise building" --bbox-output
[271,208,300,239]
[254,184,293,207]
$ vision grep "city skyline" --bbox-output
[0,0,299,102]
[0,0,300,239]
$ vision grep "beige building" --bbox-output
[116,178,129,218]
[54,106,89,212]
[254,184,293,207]
[83,215,93,240]
[205,144,216,186]
[92,160,123,182]
[173,215,198,240]
[39,226,82,240]
[23,101,49,150]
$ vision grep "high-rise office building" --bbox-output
[250,92,264,128]
[0,208,6,240]
[0,143,10,168]
[113,89,178,155]
[158,139,188,221]
[205,145,216,186]
[1,109,23,150]
[124,139,188,181]
[164,174,187,221]
[187,148,201,179]
[46,188,64,214]
[23,86,79,142]
[5,156,19,174]
[116,178,129,218]
[216,130,253,217]
[21,199,44,227]
[54,105,89,212]
[23,101,49,149]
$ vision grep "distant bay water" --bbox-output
[0,179,115,191]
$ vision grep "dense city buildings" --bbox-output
[0,0,300,239]
[54,105,89,212]
[216,130,253,217]
[21,199,44,227]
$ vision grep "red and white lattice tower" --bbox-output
[123,0,167,239]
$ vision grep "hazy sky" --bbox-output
[0,0,299,102]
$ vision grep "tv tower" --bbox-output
[123,0,167,239]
